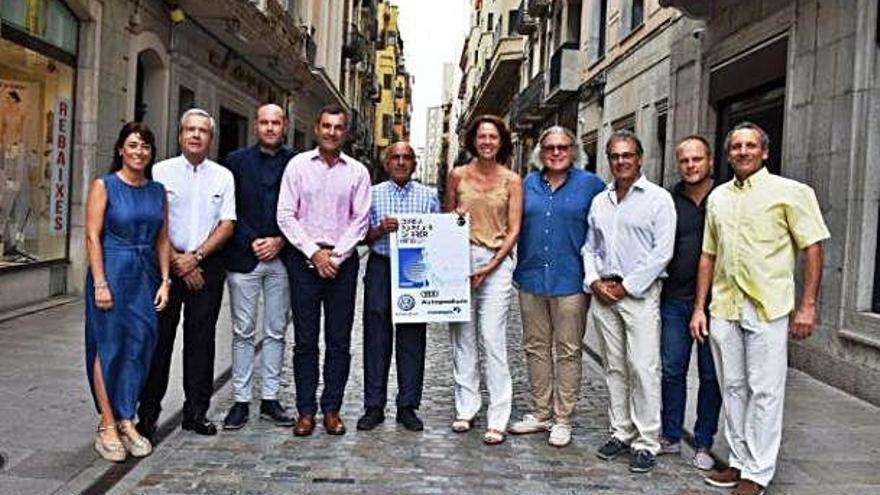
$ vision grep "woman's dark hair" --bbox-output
[464,114,513,164]
[111,122,157,179]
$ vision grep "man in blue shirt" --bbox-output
[510,126,605,447]
[356,141,440,432]
[220,103,296,430]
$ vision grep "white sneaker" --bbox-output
[692,449,715,470]
[508,414,552,434]
[548,424,571,447]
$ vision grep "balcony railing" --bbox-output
[511,71,545,128]
[343,23,367,63]
[547,42,580,98]
[515,1,538,35]
[527,0,551,17]
[299,25,317,65]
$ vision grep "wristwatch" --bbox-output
[193,249,205,262]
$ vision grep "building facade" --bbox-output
[420,105,443,186]
[372,0,412,180]
[658,0,880,404]
[456,0,880,405]
[0,0,380,312]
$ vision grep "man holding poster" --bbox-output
[357,142,440,433]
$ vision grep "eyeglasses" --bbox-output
[541,144,572,153]
[607,151,639,162]
[389,153,415,161]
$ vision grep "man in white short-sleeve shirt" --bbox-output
[137,108,235,440]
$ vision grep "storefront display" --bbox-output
[0,1,77,268]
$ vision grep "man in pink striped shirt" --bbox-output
[277,104,371,437]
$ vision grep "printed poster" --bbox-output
[390,213,471,324]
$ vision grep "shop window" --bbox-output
[1,0,77,55]
[0,37,76,267]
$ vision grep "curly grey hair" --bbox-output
[528,125,586,171]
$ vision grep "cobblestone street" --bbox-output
[115,261,709,495]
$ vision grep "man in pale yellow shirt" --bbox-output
[689,122,830,495]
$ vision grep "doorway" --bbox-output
[710,35,787,183]
[218,107,248,165]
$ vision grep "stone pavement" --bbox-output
[0,296,234,495]
[0,258,879,494]
[108,264,709,495]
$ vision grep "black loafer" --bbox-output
[260,400,295,427]
[396,408,424,432]
[182,418,217,436]
[223,402,250,430]
[356,407,385,431]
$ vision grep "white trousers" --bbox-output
[591,281,662,453]
[449,245,514,431]
[710,297,788,487]
[227,258,291,402]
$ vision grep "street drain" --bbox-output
[313,478,355,484]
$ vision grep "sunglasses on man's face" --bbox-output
[541,144,572,153]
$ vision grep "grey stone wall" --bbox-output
[665,0,880,404]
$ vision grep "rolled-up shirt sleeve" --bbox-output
[220,172,237,221]
[277,161,320,259]
[621,193,677,298]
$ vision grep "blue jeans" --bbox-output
[660,298,722,449]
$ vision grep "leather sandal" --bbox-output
[451,417,474,433]
[483,428,506,445]
[94,424,127,462]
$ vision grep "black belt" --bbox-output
[600,275,623,283]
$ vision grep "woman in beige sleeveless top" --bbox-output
[444,115,522,445]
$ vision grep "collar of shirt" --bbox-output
[389,179,415,196]
[733,166,769,190]
[672,180,712,208]
[307,147,349,168]
[606,174,648,202]
[539,168,574,192]
[183,155,209,171]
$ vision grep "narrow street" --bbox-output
[106,260,708,495]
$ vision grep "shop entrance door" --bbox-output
[218,107,247,165]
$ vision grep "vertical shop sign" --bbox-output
[49,96,71,235]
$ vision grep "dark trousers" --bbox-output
[286,249,359,416]
[362,253,426,410]
[660,297,722,449]
[138,255,226,424]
